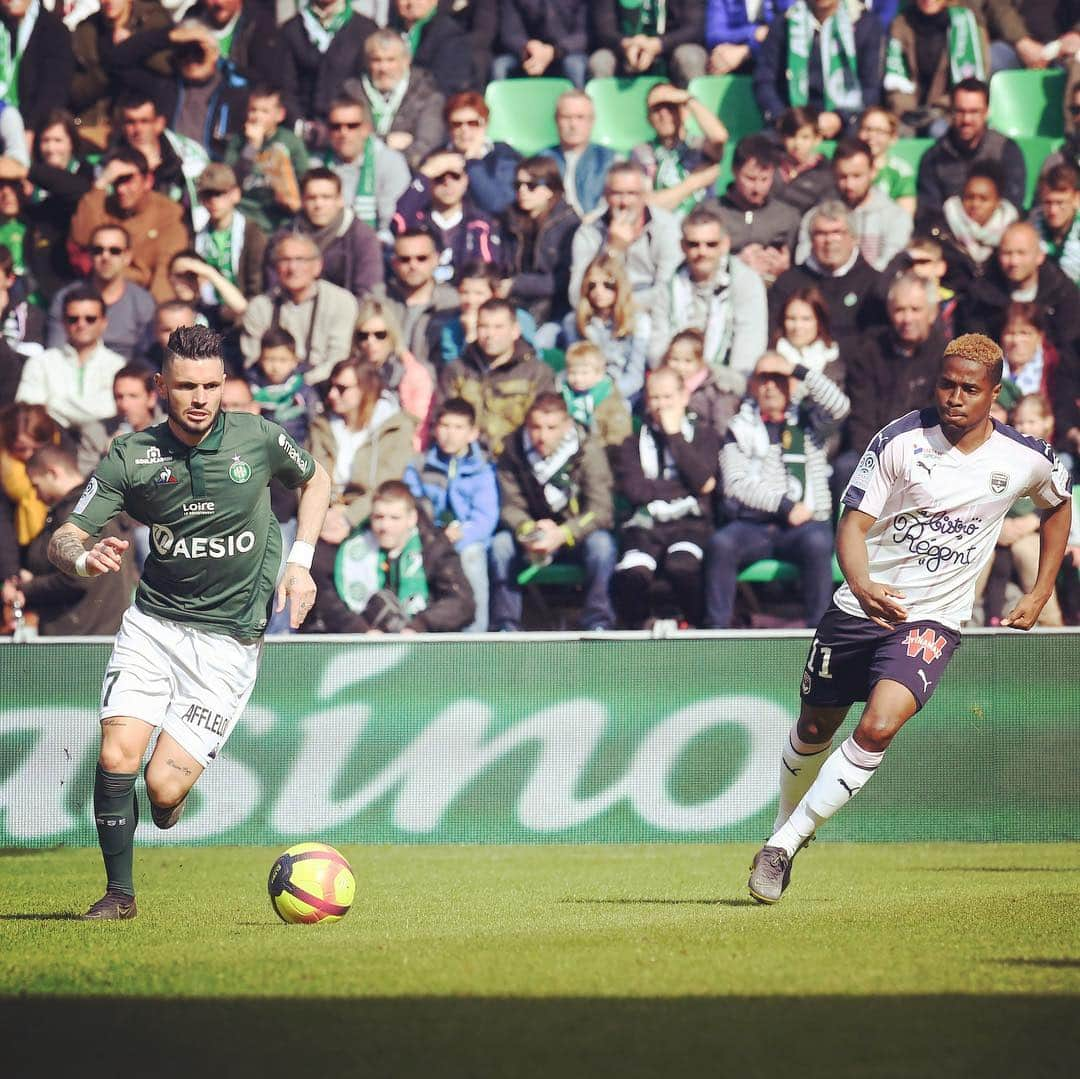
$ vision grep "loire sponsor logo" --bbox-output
[183,500,215,517]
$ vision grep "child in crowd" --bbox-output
[224,85,308,235]
[562,252,650,408]
[557,341,632,453]
[772,108,833,215]
[193,163,266,305]
[404,397,499,633]
[248,328,319,446]
[662,330,742,439]
[943,162,1018,268]
[903,233,959,333]
[858,106,916,217]
[978,394,1066,626]
[439,261,536,365]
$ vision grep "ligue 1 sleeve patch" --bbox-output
[1050,457,1072,501]
[74,478,98,516]
[851,451,877,487]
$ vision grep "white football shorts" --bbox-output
[99,605,263,767]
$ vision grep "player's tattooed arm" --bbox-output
[48,522,130,577]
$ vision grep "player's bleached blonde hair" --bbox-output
[943,333,1004,385]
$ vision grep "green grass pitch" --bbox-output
[1,843,1077,1078]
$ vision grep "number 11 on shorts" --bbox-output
[806,640,833,679]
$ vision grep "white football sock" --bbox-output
[768,736,886,856]
[772,727,833,832]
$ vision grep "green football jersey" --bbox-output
[69,411,316,640]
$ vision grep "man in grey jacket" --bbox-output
[648,204,768,375]
[705,349,850,628]
[568,162,683,317]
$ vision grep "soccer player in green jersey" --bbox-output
[48,325,332,920]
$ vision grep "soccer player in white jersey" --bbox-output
[48,326,332,920]
[748,333,1073,904]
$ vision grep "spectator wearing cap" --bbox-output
[193,161,266,302]
[68,146,190,302]
[16,286,126,432]
[47,224,155,361]
[315,95,412,238]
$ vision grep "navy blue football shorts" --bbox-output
[800,604,961,712]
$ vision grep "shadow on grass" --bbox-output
[993,958,1080,969]
[0,846,64,858]
[0,912,83,921]
[919,867,1080,873]
[560,897,758,907]
[0,995,1074,1079]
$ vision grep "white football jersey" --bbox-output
[835,409,1072,629]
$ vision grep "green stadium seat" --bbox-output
[989,68,1066,138]
[888,137,934,177]
[1017,135,1064,207]
[586,76,665,154]
[485,78,573,156]
[685,75,764,144]
[737,557,844,585]
[540,348,565,373]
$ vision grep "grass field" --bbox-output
[1,843,1077,1078]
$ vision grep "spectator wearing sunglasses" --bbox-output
[316,95,411,239]
[445,91,520,216]
[503,155,580,339]
[69,146,190,303]
[47,224,155,363]
[15,287,126,432]
[649,204,768,376]
[392,148,505,285]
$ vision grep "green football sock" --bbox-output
[93,764,139,897]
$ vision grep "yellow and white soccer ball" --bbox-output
[268,842,355,924]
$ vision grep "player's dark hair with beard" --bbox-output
[163,325,224,373]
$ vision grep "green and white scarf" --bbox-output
[0,217,25,274]
[322,136,377,228]
[361,74,409,138]
[164,129,211,232]
[669,263,734,373]
[299,0,353,54]
[405,8,435,56]
[785,1,862,114]
[0,0,40,109]
[524,423,581,515]
[1034,208,1080,285]
[558,375,614,431]
[618,0,666,37]
[651,139,704,215]
[883,5,984,96]
[335,527,429,616]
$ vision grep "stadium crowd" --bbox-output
[1,0,1079,635]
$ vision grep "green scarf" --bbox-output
[650,138,703,214]
[406,9,436,56]
[335,528,429,616]
[361,74,409,138]
[0,218,26,275]
[785,1,862,114]
[299,0,353,53]
[779,417,807,504]
[0,0,39,109]
[1035,208,1080,285]
[559,376,613,430]
[324,136,377,228]
[252,372,308,427]
[619,0,666,37]
[202,227,234,284]
[884,6,984,96]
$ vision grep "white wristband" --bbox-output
[287,541,315,570]
[75,552,91,577]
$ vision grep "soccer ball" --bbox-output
[268,842,356,924]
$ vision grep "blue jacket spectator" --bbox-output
[753,1,883,134]
[706,0,792,57]
[540,144,618,220]
[539,90,618,217]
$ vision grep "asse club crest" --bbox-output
[229,455,252,484]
